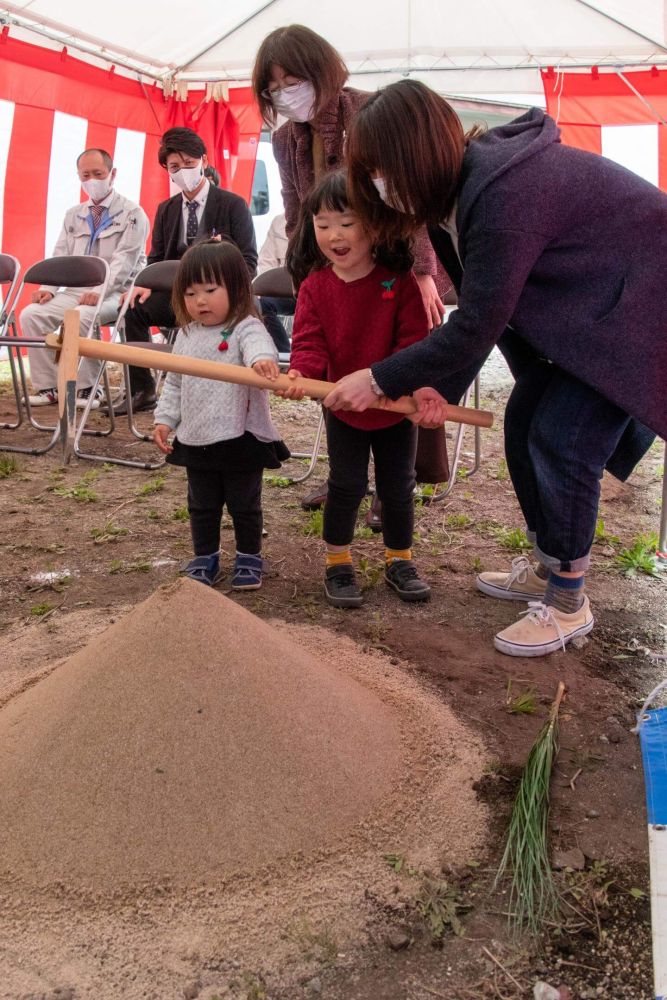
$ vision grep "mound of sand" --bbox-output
[0,579,402,888]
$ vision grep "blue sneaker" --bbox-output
[181,553,221,587]
[231,553,266,590]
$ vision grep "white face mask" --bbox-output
[81,172,114,202]
[271,81,316,123]
[171,162,204,193]
[372,175,411,214]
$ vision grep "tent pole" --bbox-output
[170,0,282,76]
[573,0,667,55]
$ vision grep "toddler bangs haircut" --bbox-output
[172,240,257,329]
[286,170,413,291]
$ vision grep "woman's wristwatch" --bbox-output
[368,369,384,397]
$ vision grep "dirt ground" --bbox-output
[0,351,665,1000]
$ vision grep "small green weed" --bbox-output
[490,525,531,552]
[264,474,291,488]
[354,523,375,539]
[383,853,418,877]
[0,453,20,478]
[416,875,468,940]
[615,532,662,578]
[30,602,54,617]
[108,558,151,575]
[147,509,160,521]
[358,557,383,591]
[445,513,472,530]
[472,555,483,573]
[506,680,537,715]
[301,508,324,537]
[594,518,620,547]
[285,917,338,965]
[53,479,100,502]
[493,458,509,480]
[171,506,190,522]
[90,522,128,544]
[135,474,166,497]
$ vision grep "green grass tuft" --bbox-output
[0,452,20,478]
[615,532,662,578]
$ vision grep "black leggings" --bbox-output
[323,415,417,549]
[187,466,263,555]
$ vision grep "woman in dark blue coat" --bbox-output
[325,79,667,659]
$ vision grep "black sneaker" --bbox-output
[385,559,431,602]
[324,564,363,608]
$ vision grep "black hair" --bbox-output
[77,148,113,170]
[172,240,258,329]
[204,165,220,186]
[158,127,207,168]
[286,170,413,290]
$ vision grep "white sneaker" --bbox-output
[494,596,594,657]
[476,555,548,601]
[26,388,58,406]
[76,386,103,410]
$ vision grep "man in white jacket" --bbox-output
[22,148,149,408]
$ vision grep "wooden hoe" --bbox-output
[46,310,493,463]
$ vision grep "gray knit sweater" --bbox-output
[153,316,282,446]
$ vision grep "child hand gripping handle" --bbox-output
[153,424,174,454]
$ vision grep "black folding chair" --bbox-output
[0,254,112,455]
[252,266,326,485]
[75,260,181,468]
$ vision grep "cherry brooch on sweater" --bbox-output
[381,278,396,300]
[218,330,232,352]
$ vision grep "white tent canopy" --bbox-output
[1,0,666,100]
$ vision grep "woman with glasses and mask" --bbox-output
[252,25,454,517]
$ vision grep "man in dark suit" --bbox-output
[112,127,257,413]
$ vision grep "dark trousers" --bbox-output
[123,290,175,392]
[259,296,294,354]
[186,466,263,555]
[504,354,633,572]
[323,414,417,549]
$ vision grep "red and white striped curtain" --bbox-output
[0,33,262,312]
[542,67,667,192]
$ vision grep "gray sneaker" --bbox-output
[324,564,363,608]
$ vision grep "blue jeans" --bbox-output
[504,354,634,572]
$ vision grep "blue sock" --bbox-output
[545,572,584,613]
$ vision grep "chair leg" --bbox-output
[417,375,483,504]
[281,406,327,485]
[0,326,25,430]
[658,443,667,565]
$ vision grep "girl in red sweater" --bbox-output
[282,171,432,608]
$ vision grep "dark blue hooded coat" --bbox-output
[374,109,667,447]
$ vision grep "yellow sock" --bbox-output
[326,548,353,568]
[386,548,412,565]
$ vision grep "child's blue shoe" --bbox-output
[181,553,221,587]
[231,553,266,590]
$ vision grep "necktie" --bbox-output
[90,204,104,231]
[186,201,199,245]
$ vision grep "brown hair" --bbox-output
[252,25,348,126]
[172,241,258,329]
[346,80,467,240]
